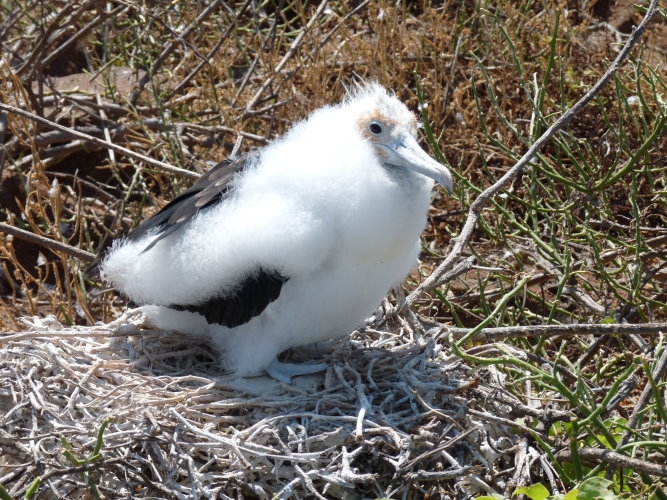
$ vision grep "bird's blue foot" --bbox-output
[266,359,328,383]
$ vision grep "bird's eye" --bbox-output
[368,120,384,136]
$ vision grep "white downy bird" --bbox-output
[101,82,453,381]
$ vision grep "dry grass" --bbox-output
[1,0,666,498]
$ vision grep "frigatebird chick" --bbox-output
[101,82,453,382]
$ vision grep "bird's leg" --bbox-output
[266,359,328,383]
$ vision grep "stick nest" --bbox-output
[0,310,556,499]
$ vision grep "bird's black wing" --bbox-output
[128,153,256,252]
[127,152,288,328]
[169,268,288,328]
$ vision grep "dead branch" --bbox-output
[555,447,667,478]
[0,100,198,179]
[438,321,667,342]
[0,222,95,262]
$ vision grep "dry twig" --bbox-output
[0,100,198,179]
[438,322,667,342]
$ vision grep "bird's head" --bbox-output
[349,83,454,193]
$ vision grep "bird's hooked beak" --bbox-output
[378,134,453,192]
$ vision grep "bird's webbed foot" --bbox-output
[266,359,328,383]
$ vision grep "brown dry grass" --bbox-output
[1,0,666,498]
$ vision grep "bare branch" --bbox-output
[0,101,198,179]
[438,322,667,342]
[556,447,667,478]
[0,222,95,262]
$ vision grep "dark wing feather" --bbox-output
[128,153,255,252]
[85,154,252,276]
[108,152,286,328]
[169,268,288,328]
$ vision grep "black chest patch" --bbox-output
[169,268,288,328]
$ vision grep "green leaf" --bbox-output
[23,477,41,500]
[576,477,619,500]
[514,484,550,500]
[0,483,15,500]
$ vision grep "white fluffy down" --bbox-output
[101,83,444,377]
